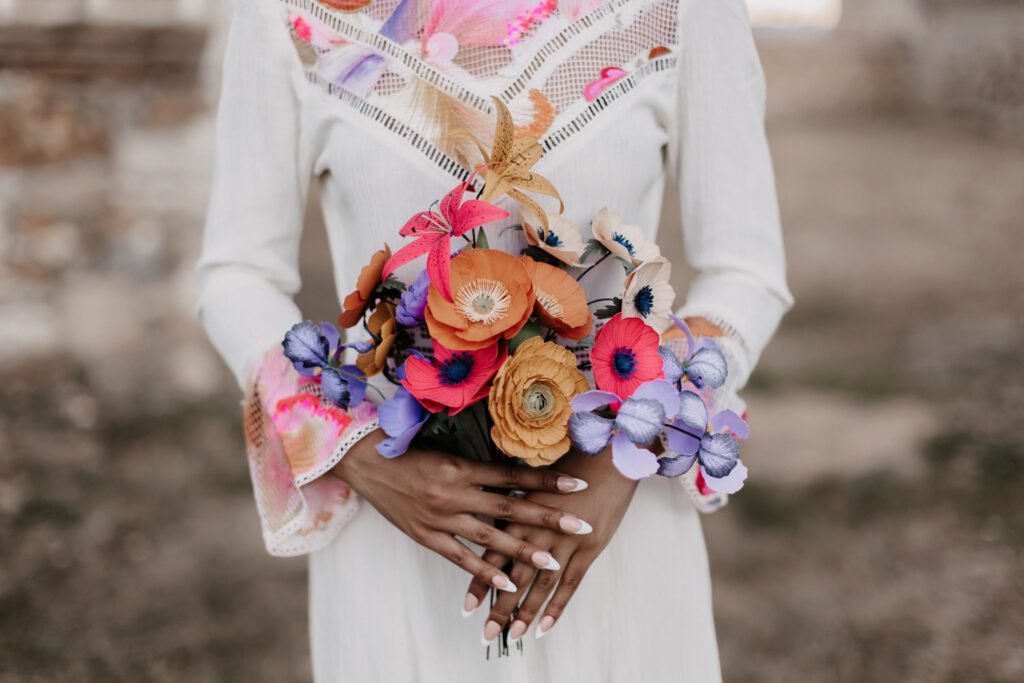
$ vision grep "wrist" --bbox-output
[333,428,387,485]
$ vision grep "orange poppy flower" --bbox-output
[355,302,397,377]
[338,246,390,329]
[521,258,593,341]
[424,249,535,351]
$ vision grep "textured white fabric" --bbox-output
[197,0,791,680]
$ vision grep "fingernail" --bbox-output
[535,615,555,640]
[558,514,593,535]
[557,476,589,492]
[491,575,518,592]
[508,620,527,641]
[462,593,479,618]
[531,551,561,571]
[483,620,502,645]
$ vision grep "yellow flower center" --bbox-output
[455,279,511,324]
[522,382,556,419]
[535,288,564,321]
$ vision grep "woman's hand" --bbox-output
[464,447,638,643]
[334,430,593,593]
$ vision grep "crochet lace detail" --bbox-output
[281,0,680,180]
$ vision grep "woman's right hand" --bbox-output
[333,430,593,600]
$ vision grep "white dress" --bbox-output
[197,0,792,681]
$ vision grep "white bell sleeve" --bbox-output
[196,0,376,557]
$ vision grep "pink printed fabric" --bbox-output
[243,348,379,556]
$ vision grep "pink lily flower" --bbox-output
[382,182,509,301]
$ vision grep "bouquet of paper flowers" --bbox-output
[280,98,748,493]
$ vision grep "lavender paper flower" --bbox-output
[568,380,681,479]
[395,269,430,327]
[376,362,429,457]
[282,321,368,409]
[659,391,749,494]
[661,316,728,390]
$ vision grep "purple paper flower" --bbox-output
[661,316,728,390]
[659,391,749,494]
[376,386,429,458]
[568,380,681,479]
[282,320,368,409]
[395,269,430,327]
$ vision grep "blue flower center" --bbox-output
[438,353,474,385]
[634,285,655,317]
[612,232,636,256]
[544,230,563,247]
[612,347,637,379]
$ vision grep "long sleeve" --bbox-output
[670,0,794,390]
[197,0,376,556]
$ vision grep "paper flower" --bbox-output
[661,316,728,390]
[355,302,398,377]
[424,249,535,351]
[282,321,368,409]
[522,210,585,267]
[383,183,509,302]
[658,391,749,493]
[488,337,589,467]
[591,208,660,265]
[377,384,430,458]
[590,314,664,399]
[395,269,430,327]
[621,257,675,331]
[521,258,593,341]
[568,380,681,479]
[338,246,391,329]
[583,66,627,102]
[476,97,563,232]
[401,339,507,415]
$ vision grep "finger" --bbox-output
[483,560,537,645]
[534,554,591,640]
[428,533,518,596]
[464,549,508,617]
[469,462,588,494]
[513,548,567,637]
[467,490,594,535]
[452,515,562,571]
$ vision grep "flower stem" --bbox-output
[587,297,617,307]
[576,252,610,283]
[664,422,705,440]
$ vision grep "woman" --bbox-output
[197,0,792,680]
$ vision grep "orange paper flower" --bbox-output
[488,337,590,466]
[521,258,593,341]
[338,246,391,329]
[355,302,397,377]
[425,249,535,351]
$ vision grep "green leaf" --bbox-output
[522,245,563,267]
[509,320,544,354]
[376,274,407,301]
[595,297,622,320]
[580,239,609,264]
[475,227,490,250]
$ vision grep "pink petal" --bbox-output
[383,235,436,279]
[451,199,510,236]
[399,211,439,237]
[427,236,454,301]
[439,183,468,225]
[611,432,660,480]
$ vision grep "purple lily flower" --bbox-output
[663,315,728,390]
[282,320,368,409]
[568,380,681,480]
[659,391,749,494]
[395,269,430,327]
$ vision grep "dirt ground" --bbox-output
[2,112,1022,682]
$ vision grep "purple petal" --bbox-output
[320,322,341,355]
[698,433,740,478]
[614,398,666,445]
[571,390,622,412]
[703,459,748,494]
[378,387,428,437]
[657,453,698,478]
[632,379,681,419]
[677,391,709,432]
[282,321,330,376]
[711,409,749,439]
[660,345,685,385]
[320,367,350,408]
[685,345,728,389]
[568,412,614,455]
[396,269,430,327]
[611,432,660,480]
[670,314,698,357]
[666,417,702,456]
[340,365,367,406]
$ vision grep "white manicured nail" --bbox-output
[462,593,479,618]
[508,620,527,641]
[532,551,561,571]
[557,476,589,492]
[483,620,502,645]
[492,575,517,592]
[535,615,555,640]
[558,515,593,535]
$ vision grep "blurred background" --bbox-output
[1,0,1022,681]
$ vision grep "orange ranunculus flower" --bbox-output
[338,245,391,329]
[488,337,590,466]
[424,249,535,351]
[356,302,397,377]
[521,258,593,341]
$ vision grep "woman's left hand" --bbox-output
[464,447,638,643]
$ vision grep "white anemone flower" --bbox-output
[621,257,676,330]
[523,211,586,267]
[591,208,661,265]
